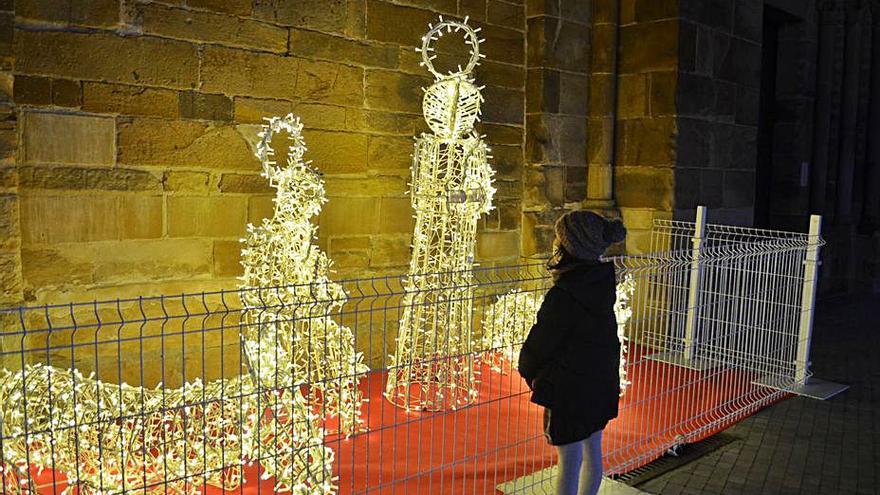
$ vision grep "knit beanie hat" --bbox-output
[554,211,627,261]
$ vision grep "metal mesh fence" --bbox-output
[0,216,823,495]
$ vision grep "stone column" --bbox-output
[523,0,592,257]
[584,0,618,210]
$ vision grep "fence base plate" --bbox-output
[752,375,849,400]
[644,351,717,371]
[496,467,648,494]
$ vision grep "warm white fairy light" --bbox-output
[240,113,368,436]
[385,17,496,411]
[481,274,636,397]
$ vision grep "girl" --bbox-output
[518,210,626,495]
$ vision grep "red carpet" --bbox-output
[21,347,785,495]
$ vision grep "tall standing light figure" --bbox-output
[385,17,496,411]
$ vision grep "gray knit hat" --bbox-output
[554,211,627,261]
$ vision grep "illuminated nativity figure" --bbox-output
[240,113,368,436]
[385,17,496,411]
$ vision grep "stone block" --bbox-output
[368,135,412,173]
[492,144,523,180]
[734,0,762,42]
[526,68,560,114]
[735,86,760,126]
[20,194,119,244]
[633,0,677,22]
[617,117,676,167]
[0,193,17,240]
[590,24,615,73]
[718,38,761,88]
[620,207,657,230]
[527,17,589,72]
[476,230,520,260]
[481,24,525,66]
[650,71,677,116]
[618,73,648,119]
[497,200,520,230]
[324,176,407,197]
[676,117,710,168]
[369,234,411,267]
[723,170,755,208]
[14,75,50,105]
[213,240,243,277]
[255,0,365,37]
[234,97,347,131]
[22,112,115,166]
[482,86,524,125]
[16,31,199,90]
[674,167,700,210]
[378,197,415,234]
[588,74,613,117]
[483,123,524,146]
[525,114,557,163]
[167,196,248,237]
[290,29,398,69]
[364,69,432,114]
[0,251,22,307]
[559,72,588,117]
[681,0,733,32]
[248,195,274,224]
[619,20,678,74]
[179,91,233,121]
[20,166,162,192]
[365,0,438,47]
[556,116,586,166]
[459,0,487,20]
[218,173,272,194]
[330,236,370,252]
[51,79,81,107]
[163,171,211,193]
[677,72,715,117]
[700,169,724,207]
[614,166,674,210]
[301,130,368,174]
[187,0,252,16]
[345,108,423,136]
[119,195,163,239]
[137,3,287,53]
[17,0,118,27]
[488,0,525,30]
[117,118,260,171]
[22,239,213,288]
[473,60,526,90]
[83,83,179,118]
[318,196,380,235]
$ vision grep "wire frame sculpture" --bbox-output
[480,274,637,396]
[240,114,368,435]
[385,17,496,411]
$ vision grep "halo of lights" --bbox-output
[385,17,496,411]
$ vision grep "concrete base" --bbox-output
[752,375,849,400]
[496,466,648,495]
[645,351,718,371]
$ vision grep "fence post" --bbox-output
[795,214,822,384]
[683,205,707,362]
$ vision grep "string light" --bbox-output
[481,274,636,396]
[385,17,496,411]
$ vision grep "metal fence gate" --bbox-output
[0,207,825,495]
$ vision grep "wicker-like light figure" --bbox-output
[481,275,636,396]
[385,17,496,411]
[240,114,368,435]
[0,365,334,495]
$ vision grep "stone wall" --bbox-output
[6,0,527,306]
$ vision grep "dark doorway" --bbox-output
[754,8,781,229]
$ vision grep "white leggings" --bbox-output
[555,429,603,495]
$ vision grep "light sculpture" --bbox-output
[0,115,357,495]
[481,274,636,396]
[384,17,496,411]
[240,114,368,435]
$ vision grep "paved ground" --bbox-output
[638,293,879,495]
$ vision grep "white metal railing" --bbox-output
[0,207,825,495]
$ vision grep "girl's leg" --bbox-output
[578,429,604,495]
[555,440,585,495]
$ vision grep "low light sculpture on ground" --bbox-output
[240,114,368,435]
[481,274,636,396]
[385,17,496,411]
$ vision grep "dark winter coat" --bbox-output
[517,261,620,444]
